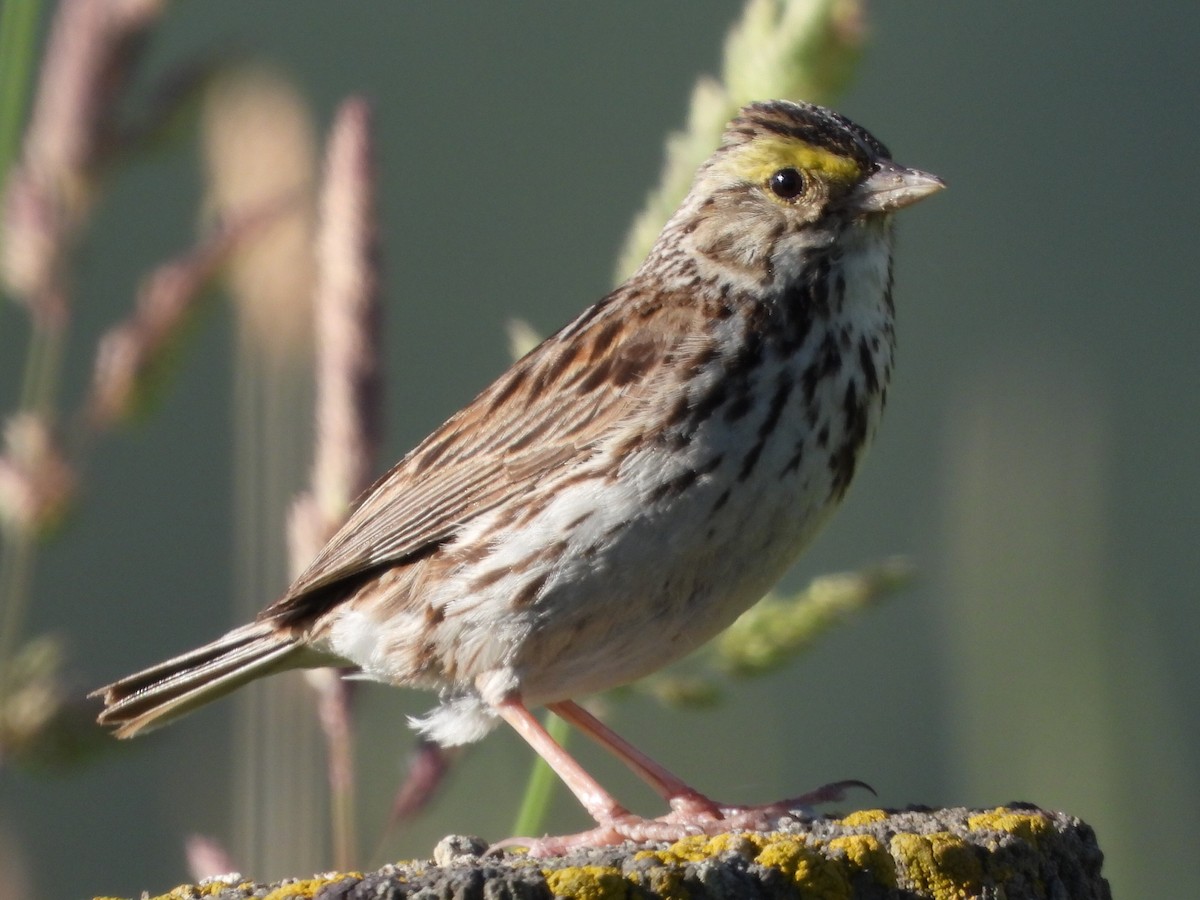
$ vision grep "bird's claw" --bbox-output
[489,779,874,857]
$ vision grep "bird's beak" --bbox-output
[854,162,945,214]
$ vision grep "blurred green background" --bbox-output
[1,2,1197,898]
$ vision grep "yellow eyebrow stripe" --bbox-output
[735,137,862,185]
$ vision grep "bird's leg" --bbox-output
[546,700,722,819]
[548,699,873,829]
[492,695,717,855]
[493,695,631,826]
[492,695,870,856]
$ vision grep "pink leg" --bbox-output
[549,699,873,829]
[547,700,721,818]
[494,696,629,825]
[493,695,872,856]
[494,695,699,854]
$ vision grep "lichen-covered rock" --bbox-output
[106,805,1111,900]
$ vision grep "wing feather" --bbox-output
[265,288,693,622]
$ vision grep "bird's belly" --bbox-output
[433,359,884,705]
[518,451,830,701]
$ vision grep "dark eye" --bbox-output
[768,167,805,200]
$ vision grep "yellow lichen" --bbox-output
[142,881,256,900]
[837,809,888,827]
[891,832,984,900]
[201,884,253,898]
[827,834,898,888]
[754,835,851,900]
[634,866,690,900]
[135,873,361,900]
[542,865,629,900]
[639,831,768,865]
[967,809,1053,846]
[256,874,354,900]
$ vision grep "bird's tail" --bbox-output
[91,621,312,738]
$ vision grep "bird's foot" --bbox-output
[490,812,712,857]
[664,778,875,831]
[490,779,873,857]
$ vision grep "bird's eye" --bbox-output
[768,167,805,200]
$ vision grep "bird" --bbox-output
[93,99,943,854]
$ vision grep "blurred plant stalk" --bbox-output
[0,1,311,786]
[199,63,323,879]
[199,65,383,876]
[0,0,166,754]
[0,1,41,213]
[0,16,340,889]
[2,0,165,330]
[87,201,303,431]
[288,96,383,874]
[0,9,383,872]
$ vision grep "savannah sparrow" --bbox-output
[94,99,942,853]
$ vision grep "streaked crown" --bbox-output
[721,100,890,173]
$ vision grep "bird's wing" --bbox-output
[263,287,699,623]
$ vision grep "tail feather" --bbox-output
[91,622,312,738]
